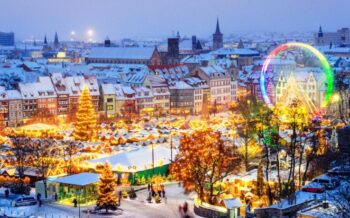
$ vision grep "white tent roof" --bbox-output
[53,172,99,186]
[87,145,174,172]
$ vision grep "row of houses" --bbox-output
[0,64,239,127]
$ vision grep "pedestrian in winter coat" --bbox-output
[73,198,77,207]
[36,193,41,201]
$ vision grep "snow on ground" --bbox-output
[0,183,202,218]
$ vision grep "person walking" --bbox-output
[162,187,165,198]
[179,201,192,218]
[73,198,77,207]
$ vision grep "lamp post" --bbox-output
[128,165,137,185]
[151,143,154,176]
[76,189,83,218]
[170,133,173,162]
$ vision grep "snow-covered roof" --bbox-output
[181,53,216,64]
[53,172,100,186]
[50,73,69,95]
[87,145,174,172]
[5,90,21,100]
[184,77,209,89]
[125,72,148,85]
[210,47,259,56]
[0,87,22,100]
[317,46,350,54]
[88,47,155,60]
[168,80,193,90]
[64,75,99,97]
[134,86,153,99]
[19,76,57,99]
[148,75,168,87]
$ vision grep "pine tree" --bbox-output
[96,163,118,213]
[72,85,97,141]
[256,160,264,197]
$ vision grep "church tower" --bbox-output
[54,32,59,48]
[318,26,323,37]
[213,18,223,50]
[44,35,48,45]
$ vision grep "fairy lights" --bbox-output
[260,42,334,108]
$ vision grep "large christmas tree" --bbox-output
[72,85,97,141]
[96,162,118,213]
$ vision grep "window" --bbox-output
[107,98,113,103]
[107,105,114,110]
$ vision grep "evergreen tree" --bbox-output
[96,163,118,213]
[256,160,264,197]
[72,85,97,141]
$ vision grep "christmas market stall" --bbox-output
[85,144,175,184]
[36,172,100,205]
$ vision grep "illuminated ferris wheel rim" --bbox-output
[260,42,334,108]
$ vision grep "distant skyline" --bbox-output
[0,0,349,41]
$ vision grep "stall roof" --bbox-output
[54,173,99,186]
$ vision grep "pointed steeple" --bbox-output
[318,26,323,37]
[213,17,223,49]
[176,31,180,39]
[54,32,59,47]
[44,35,47,45]
[215,17,222,35]
[238,39,244,49]
[196,40,202,50]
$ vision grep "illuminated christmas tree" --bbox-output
[170,129,241,204]
[72,85,97,141]
[96,162,118,213]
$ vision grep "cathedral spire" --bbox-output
[215,17,222,35]
[54,32,59,47]
[44,35,47,45]
[213,17,223,49]
[318,25,323,38]
[238,39,244,49]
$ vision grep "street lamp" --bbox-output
[151,143,154,176]
[76,189,83,218]
[128,165,137,184]
[170,132,173,162]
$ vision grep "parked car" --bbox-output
[328,165,350,177]
[13,196,37,207]
[302,182,325,193]
[312,175,340,190]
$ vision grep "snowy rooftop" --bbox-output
[87,145,175,172]
[168,80,193,90]
[19,76,57,99]
[64,75,99,97]
[210,47,259,56]
[53,172,100,186]
[88,47,155,60]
